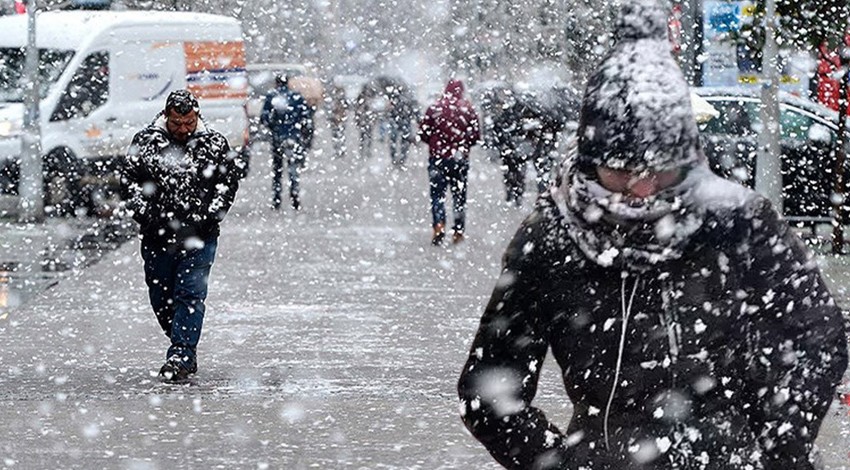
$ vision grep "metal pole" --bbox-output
[692,0,704,87]
[755,0,783,213]
[832,39,850,254]
[675,0,704,86]
[17,0,43,222]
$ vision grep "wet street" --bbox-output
[0,216,132,318]
[0,126,848,468]
[0,132,532,469]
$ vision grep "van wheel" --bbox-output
[43,148,84,217]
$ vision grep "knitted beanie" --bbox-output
[575,0,701,173]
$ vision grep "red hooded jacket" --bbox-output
[419,79,481,159]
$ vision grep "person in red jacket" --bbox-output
[418,79,481,245]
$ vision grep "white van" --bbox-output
[0,10,249,214]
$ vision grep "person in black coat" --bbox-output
[122,90,241,382]
[493,90,565,208]
[260,75,314,211]
[457,2,848,469]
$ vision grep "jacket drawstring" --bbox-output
[604,272,640,450]
[659,281,681,365]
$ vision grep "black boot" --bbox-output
[158,355,197,383]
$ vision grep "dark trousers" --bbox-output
[359,126,373,159]
[502,148,526,205]
[429,156,469,233]
[501,144,555,205]
[141,237,217,365]
[388,123,411,166]
[272,139,306,209]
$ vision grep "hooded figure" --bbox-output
[419,79,480,159]
[457,2,847,469]
[419,79,481,244]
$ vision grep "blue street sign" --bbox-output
[708,3,741,33]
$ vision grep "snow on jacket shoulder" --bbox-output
[260,86,314,145]
[458,190,847,469]
[121,115,240,246]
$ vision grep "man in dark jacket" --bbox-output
[457,2,847,469]
[261,74,314,211]
[419,79,480,245]
[491,92,531,206]
[122,90,241,382]
[495,91,567,208]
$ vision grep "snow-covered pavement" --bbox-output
[1,127,848,469]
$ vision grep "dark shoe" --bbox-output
[452,231,465,244]
[291,196,301,211]
[158,355,196,382]
[431,223,445,246]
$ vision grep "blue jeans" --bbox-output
[272,139,306,208]
[141,237,217,365]
[429,156,469,233]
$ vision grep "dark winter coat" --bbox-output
[458,178,847,469]
[122,115,240,247]
[354,87,378,131]
[260,85,314,148]
[419,79,481,159]
[388,91,418,133]
[490,97,523,153]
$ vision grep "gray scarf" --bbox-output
[553,162,710,270]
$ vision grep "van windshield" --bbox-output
[0,48,74,102]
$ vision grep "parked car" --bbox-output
[694,86,850,224]
[0,10,249,216]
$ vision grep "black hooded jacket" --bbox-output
[458,178,847,469]
[121,114,240,246]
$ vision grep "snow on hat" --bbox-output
[575,0,700,173]
[165,89,200,115]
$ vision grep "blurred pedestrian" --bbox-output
[526,102,564,192]
[355,85,377,159]
[489,93,526,206]
[121,90,241,382]
[496,93,564,207]
[260,74,314,211]
[387,86,418,167]
[478,84,513,163]
[419,79,480,245]
[327,83,349,159]
[458,2,847,468]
